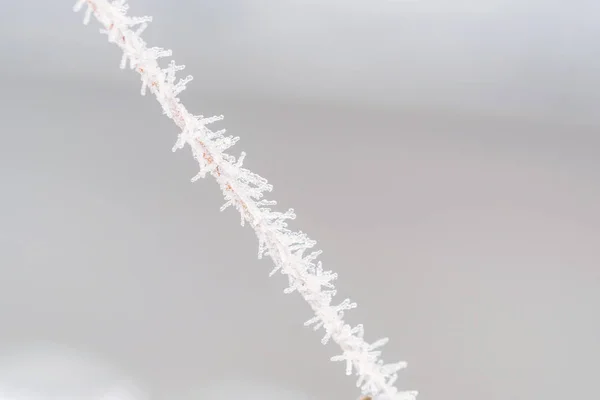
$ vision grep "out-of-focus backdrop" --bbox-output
[0,1,598,400]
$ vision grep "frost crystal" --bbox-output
[73,2,417,400]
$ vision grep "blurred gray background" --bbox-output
[0,1,599,399]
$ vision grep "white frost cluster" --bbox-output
[73,2,417,400]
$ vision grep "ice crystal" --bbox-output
[73,2,417,399]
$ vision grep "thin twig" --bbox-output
[73,2,417,399]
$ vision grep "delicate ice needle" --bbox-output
[73,2,417,399]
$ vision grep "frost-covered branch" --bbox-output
[73,2,417,399]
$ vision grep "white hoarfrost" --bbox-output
[73,2,417,399]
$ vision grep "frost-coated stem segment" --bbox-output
[73,2,417,399]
